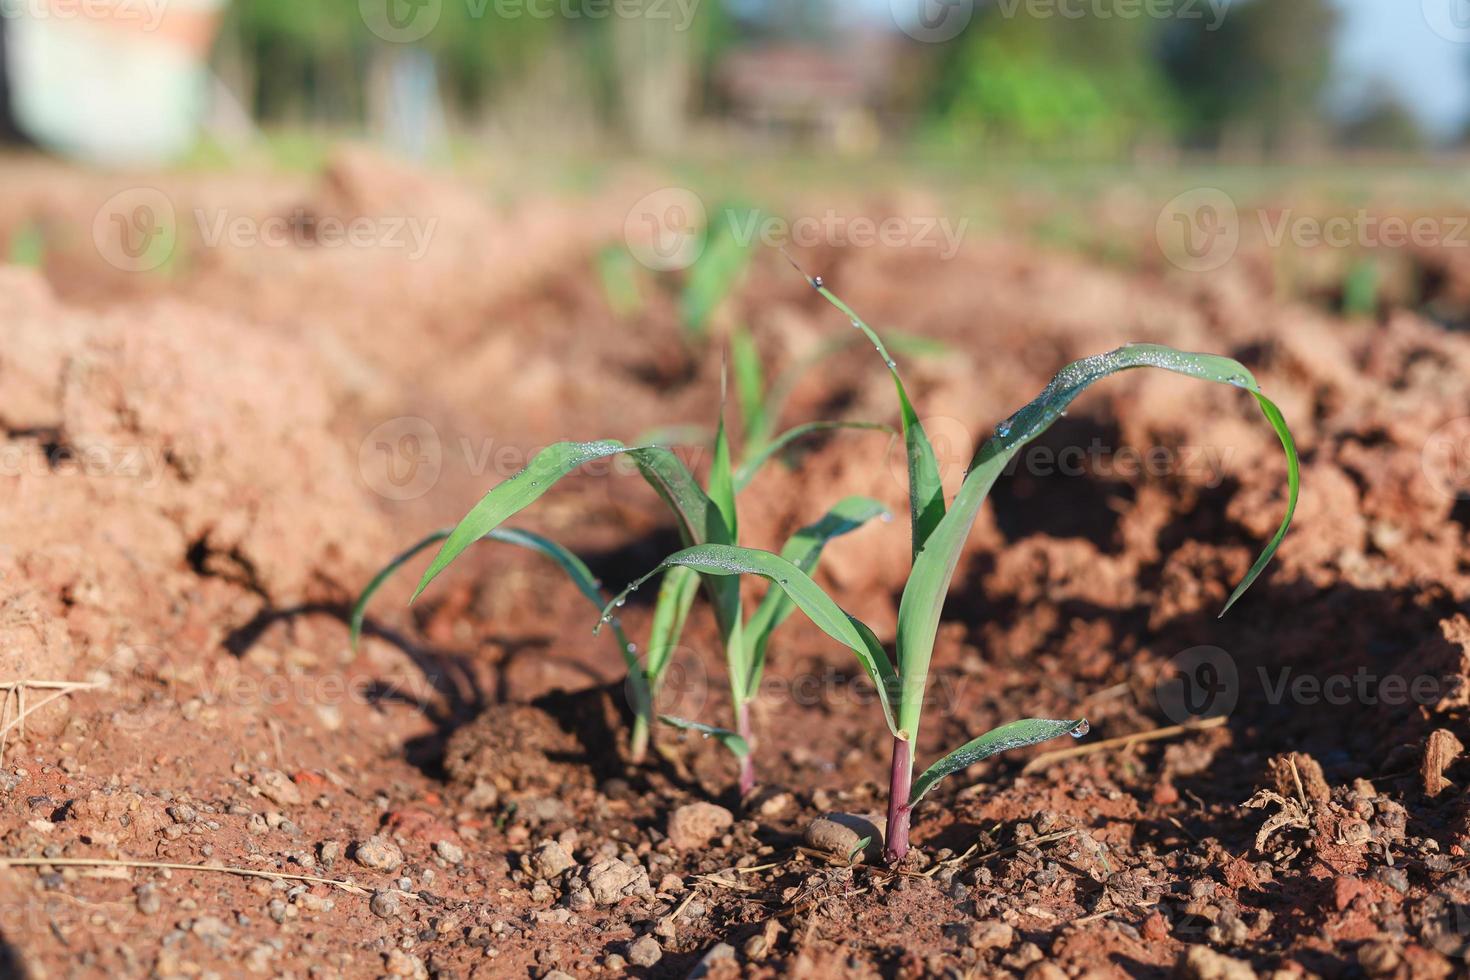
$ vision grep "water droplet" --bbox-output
[599,614,610,623]
[884,358,897,370]
[626,642,638,655]
[615,597,627,607]
[994,420,1012,438]
[850,319,861,330]
[813,276,824,288]
[879,511,894,523]
[1070,720,1090,738]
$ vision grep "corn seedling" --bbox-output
[366,373,890,781]
[600,276,1300,863]
[680,205,757,338]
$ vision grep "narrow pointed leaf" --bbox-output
[808,280,945,557]
[895,345,1299,739]
[1222,393,1299,616]
[353,526,633,663]
[733,420,894,493]
[731,325,768,449]
[910,718,1089,806]
[680,206,756,337]
[412,440,723,602]
[743,496,889,693]
[709,400,738,545]
[599,544,899,736]
[645,565,700,686]
[660,715,751,758]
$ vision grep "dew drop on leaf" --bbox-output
[1070,720,1090,738]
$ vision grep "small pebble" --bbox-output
[626,935,662,967]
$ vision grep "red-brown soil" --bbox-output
[2,150,1469,979]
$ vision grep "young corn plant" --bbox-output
[599,278,1300,863]
[364,375,889,783]
[661,395,890,793]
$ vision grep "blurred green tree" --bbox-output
[1160,0,1340,152]
[923,7,1179,155]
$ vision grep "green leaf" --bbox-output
[709,399,738,545]
[895,344,1299,739]
[742,496,889,694]
[680,206,755,337]
[357,525,650,727]
[731,325,768,449]
[601,544,900,736]
[808,281,945,559]
[660,715,751,758]
[732,420,893,493]
[909,718,1089,806]
[645,565,700,687]
[413,440,724,602]
[596,245,643,318]
[847,836,873,865]
[8,221,44,268]
[1225,393,1299,615]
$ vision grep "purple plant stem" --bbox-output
[884,736,913,864]
[737,700,756,797]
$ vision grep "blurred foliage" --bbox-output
[926,12,1178,153]
[221,0,736,132]
[1339,94,1427,152]
[212,0,1405,155]
[1161,0,1341,151]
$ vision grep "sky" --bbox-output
[852,0,1470,141]
[1339,0,1468,139]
